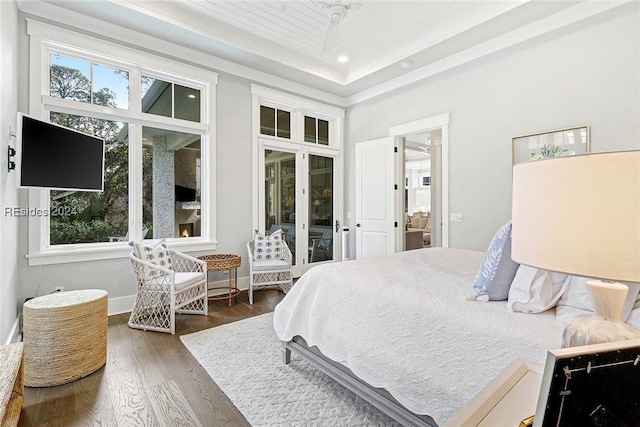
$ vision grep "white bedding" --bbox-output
[273,248,565,425]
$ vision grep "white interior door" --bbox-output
[355,137,399,259]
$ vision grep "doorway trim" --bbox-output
[389,113,450,248]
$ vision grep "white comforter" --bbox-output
[273,248,565,425]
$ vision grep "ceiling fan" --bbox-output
[314,0,362,54]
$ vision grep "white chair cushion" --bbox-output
[174,272,205,291]
[252,259,290,271]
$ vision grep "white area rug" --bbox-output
[180,313,400,426]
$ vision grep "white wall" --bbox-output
[345,4,640,253]
[0,0,20,344]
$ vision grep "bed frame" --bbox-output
[283,336,438,427]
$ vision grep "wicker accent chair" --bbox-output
[247,238,293,304]
[128,241,208,334]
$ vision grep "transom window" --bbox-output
[304,116,329,145]
[50,54,130,109]
[259,106,291,139]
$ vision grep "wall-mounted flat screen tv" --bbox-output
[17,113,105,192]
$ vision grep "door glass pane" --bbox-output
[265,150,296,265]
[309,155,333,263]
[142,126,202,239]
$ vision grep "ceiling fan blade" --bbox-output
[323,21,339,54]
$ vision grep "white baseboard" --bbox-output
[108,275,250,316]
[4,317,21,345]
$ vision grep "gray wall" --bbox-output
[0,0,20,344]
[345,4,640,253]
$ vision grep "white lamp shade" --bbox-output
[512,151,640,283]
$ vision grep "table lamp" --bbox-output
[511,150,640,347]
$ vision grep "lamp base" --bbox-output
[562,280,640,348]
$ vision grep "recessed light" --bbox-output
[188,94,196,99]
[400,60,413,69]
[337,55,349,63]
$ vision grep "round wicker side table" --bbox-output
[23,289,108,387]
[197,254,241,307]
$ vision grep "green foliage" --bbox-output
[50,219,123,245]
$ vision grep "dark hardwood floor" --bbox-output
[18,289,285,427]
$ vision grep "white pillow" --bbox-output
[131,239,173,277]
[507,265,568,313]
[555,276,640,325]
[253,229,283,261]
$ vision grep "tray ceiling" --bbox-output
[22,0,626,100]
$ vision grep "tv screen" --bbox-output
[17,113,105,192]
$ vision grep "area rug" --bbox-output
[180,313,400,426]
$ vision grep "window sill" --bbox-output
[26,239,218,266]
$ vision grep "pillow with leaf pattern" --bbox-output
[471,221,520,301]
[131,239,173,272]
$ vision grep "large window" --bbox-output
[27,25,217,264]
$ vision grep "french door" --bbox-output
[258,138,339,276]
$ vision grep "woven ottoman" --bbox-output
[23,289,108,387]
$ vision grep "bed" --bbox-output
[273,247,566,426]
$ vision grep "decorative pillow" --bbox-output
[471,221,520,301]
[507,265,568,313]
[253,229,283,261]
[555,276,640,325]
[131,239,173,271]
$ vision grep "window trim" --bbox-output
[26,23,218,266]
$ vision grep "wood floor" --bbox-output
[18,289,285,427]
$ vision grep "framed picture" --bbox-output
[512,125,589,165]
[534,338,640,426]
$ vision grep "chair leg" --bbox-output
[249,284,254,305]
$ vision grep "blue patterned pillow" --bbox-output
[472,221,520,301]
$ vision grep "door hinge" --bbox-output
[394,221,398,227]
[303,188,305,195]
[394,146,398,153]
[394,184,398,190]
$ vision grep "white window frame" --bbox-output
[26,20,218,266]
